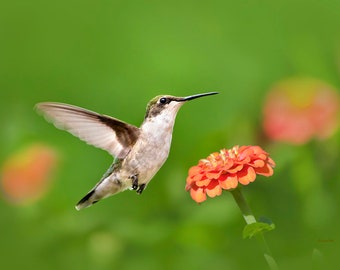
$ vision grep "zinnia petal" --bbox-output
[195,179,212,187]
[219,174,238,190]
[206,182,222,198]
[188,166,202,175]
[250,159,265,168]
[255,163,274,176]
[206,171,222,179]
[226,164,244,174]
[238,166,256,185]
[190,187,207,203]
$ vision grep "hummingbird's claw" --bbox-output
[129,174,145,194]
[137,184,146,194]
[130,174,139,190]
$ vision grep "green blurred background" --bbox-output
[1,0,340,269]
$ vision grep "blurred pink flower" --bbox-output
[1,144,58,205]
[263,78,340,144]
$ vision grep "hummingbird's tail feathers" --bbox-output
[75,177,126,210]
[75,189,97,210]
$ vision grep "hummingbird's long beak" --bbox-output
[179,92,219,102]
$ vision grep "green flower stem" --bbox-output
[230,187,279,270]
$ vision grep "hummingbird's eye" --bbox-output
[159,97,167,104]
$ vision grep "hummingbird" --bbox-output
[35,92,218,210]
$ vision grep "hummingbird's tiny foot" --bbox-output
[137,184,146,194]
[130,174,139,190]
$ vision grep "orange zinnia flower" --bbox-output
[186,145,275,203]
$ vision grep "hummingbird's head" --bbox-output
[144,92,218,119]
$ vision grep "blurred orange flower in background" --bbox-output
[186,145,275,203]
[1,144,58,205]
[263,78,340,145]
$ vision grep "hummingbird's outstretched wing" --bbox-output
[36,102,140,158]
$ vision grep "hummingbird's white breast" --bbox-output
[122,102,183,186]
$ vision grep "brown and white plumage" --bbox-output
[35,92,218,210]
[35,103,140,158]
